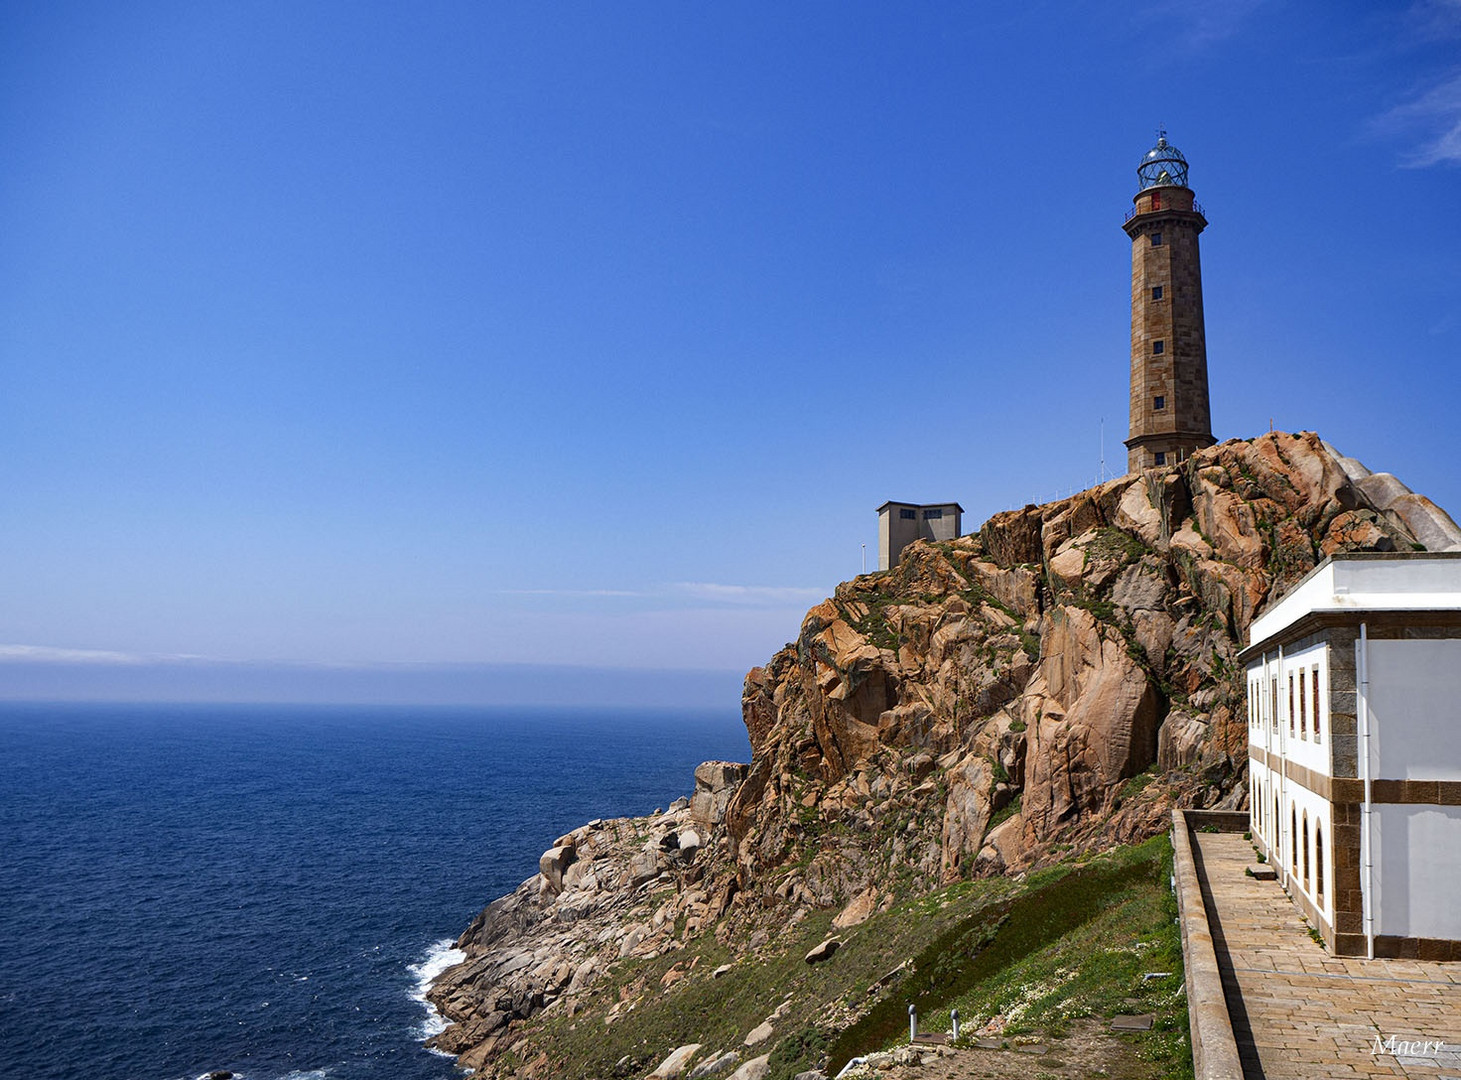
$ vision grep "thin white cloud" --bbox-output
[674,583,827,606]
[0,643,198,665]
[492,583,826,607]
[1378,69,1461,167]
[495,588,644,598]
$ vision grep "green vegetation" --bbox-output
[825,836,1191,1079]
[530,873,1032,1079]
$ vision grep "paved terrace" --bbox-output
[1187,823,1461,1079]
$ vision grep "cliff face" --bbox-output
[428,432,1461,1077]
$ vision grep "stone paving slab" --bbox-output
[1193,832,1461,1079]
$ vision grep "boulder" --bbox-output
[1388,493,1461,551]
[647,1043,703,1079]
[727,1055,771,1080]
[690,761,750,826]
[743,1020,773,1046]
[832,886,878,929]
[804,938,842,964]
[538,844,575,894]
[688,1051,741,1078]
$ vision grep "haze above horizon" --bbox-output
[3,2,1459,705]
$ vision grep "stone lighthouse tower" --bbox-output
[1123,132,1214,472]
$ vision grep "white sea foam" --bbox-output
[408,938,466,1040]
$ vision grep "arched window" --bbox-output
[1302,813,1310,893]
[1291,805,1298,874]
[1316,823,1325,905]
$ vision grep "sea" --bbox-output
[0,702,750,1080]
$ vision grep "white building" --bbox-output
[1242,552,1461,959]
[876,501,963,571]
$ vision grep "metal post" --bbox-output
[951,1008,960,1041]
[908,1003,917,1042]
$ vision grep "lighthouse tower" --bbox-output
[1123,132,1214,472]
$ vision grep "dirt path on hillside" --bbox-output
[847,1019,1167,1079]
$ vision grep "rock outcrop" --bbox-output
[427,433,1457,1078]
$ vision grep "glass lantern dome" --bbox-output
[1137,131,1190,190]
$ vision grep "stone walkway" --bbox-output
[1193,832,1461,1079]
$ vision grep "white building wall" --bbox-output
[1366,639,1461,781]
[1372,805,1461,940]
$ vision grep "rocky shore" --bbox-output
[428,432,1461,1079]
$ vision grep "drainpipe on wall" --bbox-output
[1359,622,1374,960]
[1277,646,1287,891]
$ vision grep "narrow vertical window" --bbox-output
[1288,674,1295,736]
[1299,673,1307,739]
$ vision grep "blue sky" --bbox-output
[2,2,1459,704]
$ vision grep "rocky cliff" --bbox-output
[427,432,1461,1078]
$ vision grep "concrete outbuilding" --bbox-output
[876,501,962,571]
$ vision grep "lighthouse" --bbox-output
[1123,132,1215,472]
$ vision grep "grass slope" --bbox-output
[524,836,1190,1080]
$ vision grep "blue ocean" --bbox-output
[0,703,750,1080]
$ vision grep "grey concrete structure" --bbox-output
[876,501,963,571]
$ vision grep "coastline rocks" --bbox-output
[691,762,750,826]
[539,843,576,894]
[427,433,1452,1079]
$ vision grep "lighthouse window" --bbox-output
[1152,285,1164,300]
[1153,451,1166,465]
[1154,396,1166,410]
[1153,340,1165,355]
[1151,232,1163,247]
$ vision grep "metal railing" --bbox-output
[1124,199,1203,224]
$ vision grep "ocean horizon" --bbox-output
[0,701,750,1080]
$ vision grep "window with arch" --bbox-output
[1316,823,1325,905]
[1291,805,1298,874]
[1302,812,1310,894]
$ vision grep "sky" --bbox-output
[2,2,1459,705]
